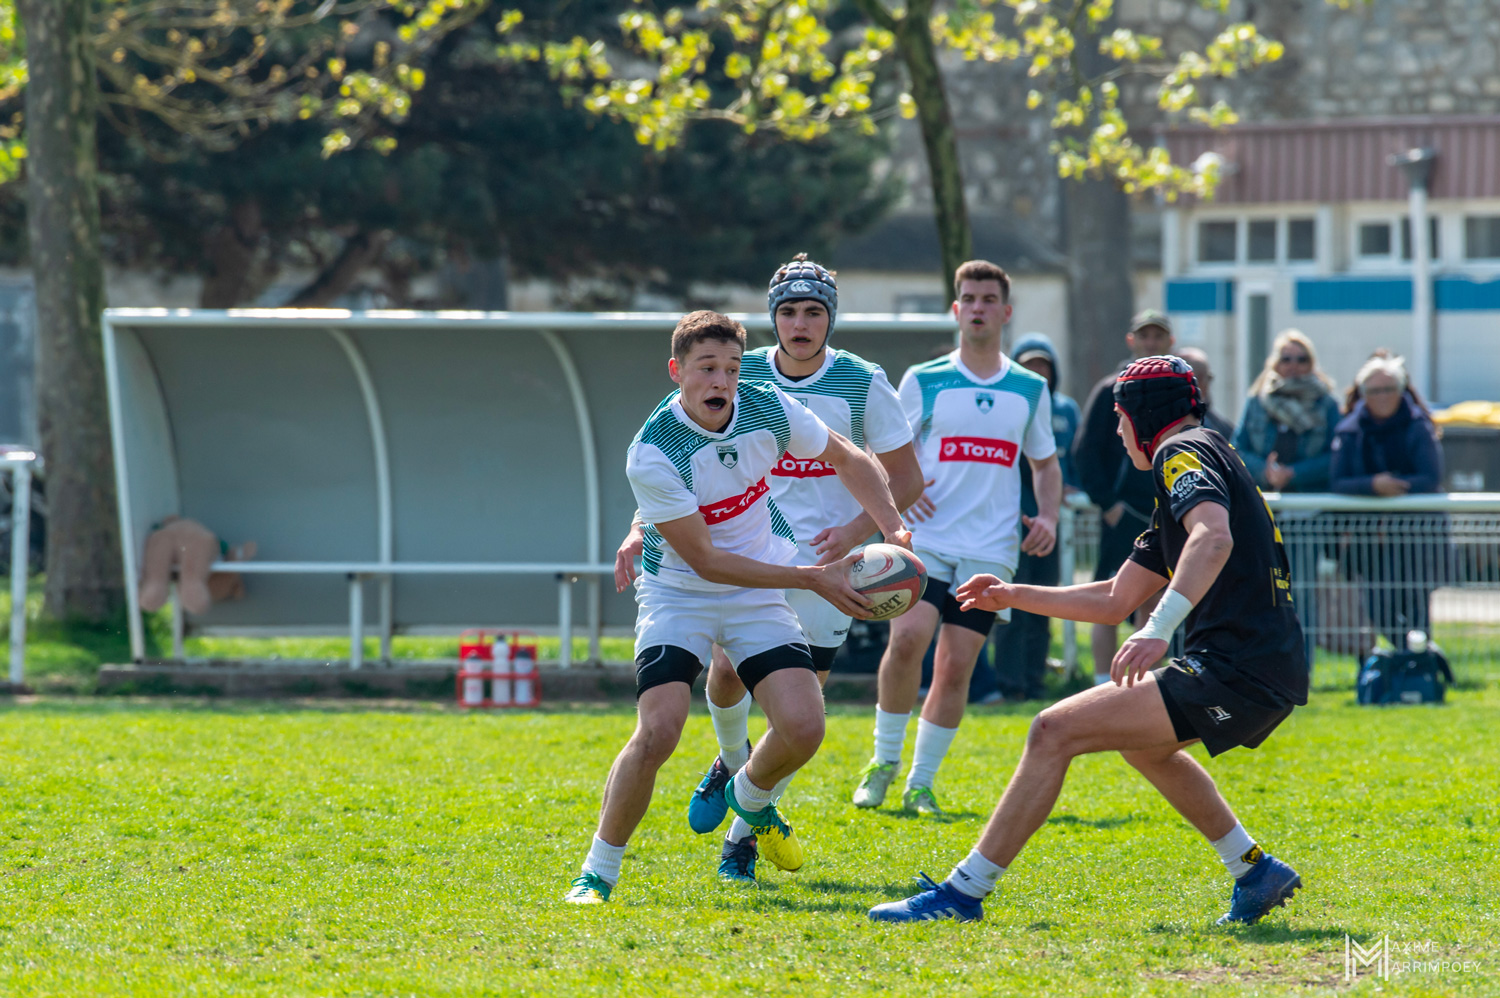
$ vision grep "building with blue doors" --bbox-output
[1159,116,1500,418]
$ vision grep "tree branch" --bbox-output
[284,229,393,307]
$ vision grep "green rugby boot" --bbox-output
[564,872,612,904]
[852,759,899,808]
[902,785,945,818]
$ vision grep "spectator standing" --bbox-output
[1331,355,1445,648]
[1073,309,1173,684]
[1232,330,1343,665]
[991,333,1080,701]
[1178,347,1236,439]
[1234,331,1341,492]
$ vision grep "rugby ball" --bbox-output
[850,544,927,621]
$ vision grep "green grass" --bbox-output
[0,691,1495,995]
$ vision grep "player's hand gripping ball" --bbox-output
[849,544,927,621]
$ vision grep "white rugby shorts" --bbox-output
[914,545,1016,624]
[634,580,807,666]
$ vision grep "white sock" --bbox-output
[1212,823,1261,879]
[726,769,794,844]
[582,835,626,885]
[873,707,911,764]
[709,692,752,770]
[946,848,1007,899]
[905,717,958,791]
[731,768,775,811]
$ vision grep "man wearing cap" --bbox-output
[1073,309,1175,684]
[870,355,1308,927]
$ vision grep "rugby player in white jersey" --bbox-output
[852,260,1062,818]
[617,255,923,884]
[566,310,911,904]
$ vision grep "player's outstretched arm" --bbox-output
[817,431,912,550]
[812,443,923,564]
[652,512,876,618]
[955,560,1167,625]
[1112,501,1233,685]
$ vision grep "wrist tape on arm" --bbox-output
[1131,589,1194,643]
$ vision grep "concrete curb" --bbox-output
[94,663,881,702]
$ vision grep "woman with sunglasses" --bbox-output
[1233,330,1341,493]
[1233,331,1342,669]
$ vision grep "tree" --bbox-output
[15,0,118,620]
[513,0,1283,290]
[0,3,894,310]
[1,0,491,621]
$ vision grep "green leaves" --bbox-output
[545,0,1348,204]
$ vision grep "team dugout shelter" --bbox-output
[104,310,959,666]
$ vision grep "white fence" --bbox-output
[1059,493,1500,682]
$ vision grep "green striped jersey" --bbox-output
[897,351,1056,570]
[627,379,831,592]
[738,346,911,553]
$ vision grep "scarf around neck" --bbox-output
[1259,373,1330,434]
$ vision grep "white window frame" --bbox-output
[1185,209,1324,274]
[1192,217,1241,269]
[1350,213,1401,269]
[1460,211,1500,262]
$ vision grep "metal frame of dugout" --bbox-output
[103,309,960,668]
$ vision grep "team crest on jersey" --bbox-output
[716,444,739,469]
[975,391,995,414]
[1162,451,1205,500]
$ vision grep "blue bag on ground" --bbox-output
[1357,647,1454,705]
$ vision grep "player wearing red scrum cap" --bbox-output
[869,354,1308,927]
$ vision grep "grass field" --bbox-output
[0,690,1495,996]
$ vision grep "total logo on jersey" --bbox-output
[774,455,837,478]
[938,436,1019,466]
[699,478,770,524]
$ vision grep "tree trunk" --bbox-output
[200,200,274,308]
[892,0,971,298]
[1060,9,1134,401]
[1062,176,1134,400]
[18,0,123,621]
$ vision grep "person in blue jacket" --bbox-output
[1331,353,1445,648]
[1233,330,1342,666]
[989,333,1081,701]
[1233,330,1342,493]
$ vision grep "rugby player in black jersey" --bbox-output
[870,355,1307,926]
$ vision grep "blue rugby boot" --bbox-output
[1216,854,1301,925]
[687,744,747,834]
[868,872,984,923]
[718,835,759,885]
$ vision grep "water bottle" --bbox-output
[1406,629,1428,654]
[461,653,486,706]
[513,645,536,705]
[491,636,513,706]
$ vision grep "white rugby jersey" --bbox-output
[898,350,1056,570]
[628,379,831,592]
[740,346,912,550]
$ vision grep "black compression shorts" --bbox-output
[919,576,996,635]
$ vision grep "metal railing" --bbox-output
[1057,493,1500,685]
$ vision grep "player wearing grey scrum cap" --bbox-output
[614,254,924,885]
